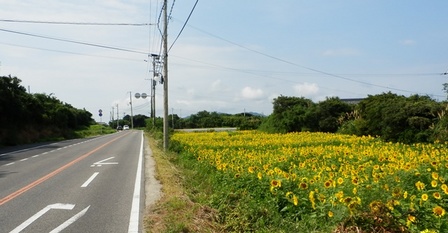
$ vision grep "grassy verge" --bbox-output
[144,134,222,233]
[74,124,116,138]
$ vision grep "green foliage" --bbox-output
[179,110,264,130]
[262,93,447,144]
[312,97,353,132]
[120,114,148,128]
[0,75,94,146]
[259,95,315,133]
[146,117,164,141]
[259,96,351,134]
[74,124,115,138]
[258,115,279,133]
[356,92,442,143]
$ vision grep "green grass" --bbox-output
[74,124,116,138]
[144,133,223,233]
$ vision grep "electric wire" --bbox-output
[150,0,163,57]
[146,1,155,79]
[0,19,151,26]
[170,57,441,78]
[168,0,199,52]
[156,1,165,57]
[168,0,176,20]
[170,54,364,96]
[0,41,143,62]
[1,6,442,100]
[0,28,148,54]
[177,21,444,97]
[157,1,164,36]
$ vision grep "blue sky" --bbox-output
[1,1,447,123]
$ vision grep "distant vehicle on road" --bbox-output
[117,126,123,131]
[123,125,129,130]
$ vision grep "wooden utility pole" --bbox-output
[129,91,134,129]
[150,54,159,127]
[163,0,169,151]
[116,104,119,128]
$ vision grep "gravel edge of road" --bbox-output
[144,137,162,208]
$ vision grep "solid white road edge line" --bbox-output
[128,131,143,233]
[49,205,90,233]
[81,172,99,188]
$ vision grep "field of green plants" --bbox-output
[171,131,448,232]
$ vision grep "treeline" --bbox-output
[146,110,264,131]
[0,75,94,146]
[110,114,149,129]
[259,94,448,144]
[156,93,448,144]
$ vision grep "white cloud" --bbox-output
[1,1,445,121]
[241,86,264,100]
[211,79,224,91]
[322,48,360,57]
[400,39,416,45]
[293,82,319,96]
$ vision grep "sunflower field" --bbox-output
[171,130,448,232]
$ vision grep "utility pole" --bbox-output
[162,0,169,151]
[129,91,134,129]
[150,54,160,127]
[116,104,119,128]
[111,107,114,124]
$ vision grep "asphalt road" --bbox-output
[0,130,145,233]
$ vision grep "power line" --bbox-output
[170,58,441,78]
[0,19,152,26]
[169,53,445,98]
[0,41,143,62]
[170,54,363,96]
[168,0,176,20]
[156,2,165,57]
[157,2,165,34]
[0,28,148,54]
[148,0,163,58]
[168,0,199,52]
[178,21,444,97]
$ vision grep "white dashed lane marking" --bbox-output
[81,172,99,188]
[0,137,101,167]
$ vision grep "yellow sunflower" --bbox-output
[415,181,425,191]
[433,206,446,218]
[441,184,448,191]
[351,177,359,185]
[432,172,439,180]
[324,180,332,188]
[431,180,438,188]
[433,192,442,200]
[270,179,281,188]
[337,177,344,185]
[299,182,308,190]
